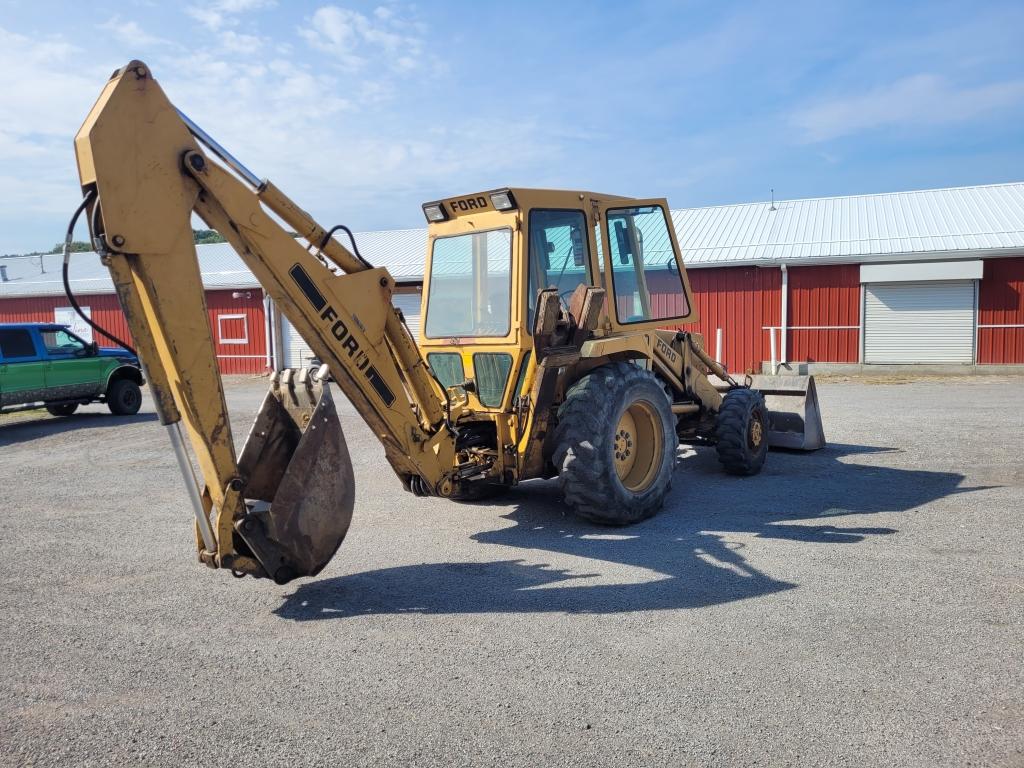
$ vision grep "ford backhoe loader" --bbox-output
[71,62,824,584]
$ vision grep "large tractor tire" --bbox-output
[553,362,677,525]
[715,388,769,476]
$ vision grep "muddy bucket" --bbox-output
[747,374,826,451]
[234,368,355,584]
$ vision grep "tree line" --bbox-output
[2,229,227,258]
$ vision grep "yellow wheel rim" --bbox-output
[749,417,764,449]
[613,400,662,492]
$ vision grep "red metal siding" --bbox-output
[0,294,133,347]
[977,256,1024,364]
[205,289,268,374]
[787,264,860,363]
[0,289,268,374]
[675,266,781,374]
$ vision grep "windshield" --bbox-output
[425,228,512,338]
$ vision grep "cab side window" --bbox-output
[606,205,690,324]
[527,209,591,329]
[41,329,86,357]
[0,329,37,360]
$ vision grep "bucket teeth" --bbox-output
[233,369,355,583]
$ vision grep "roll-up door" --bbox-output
[863,281,975,364]
[282,317,316,369]
[282,289,423,368]
[392,290,423,342]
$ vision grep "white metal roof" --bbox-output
[674,181,1024,266]
[2,182,1021,298]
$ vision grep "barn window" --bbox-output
[217,314,249,345]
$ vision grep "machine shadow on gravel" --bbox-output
[275,442,987,621]
[0,412,157,447]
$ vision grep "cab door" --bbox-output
[0,328,48,407]
[39,328,105,400]
[596,198,699,333]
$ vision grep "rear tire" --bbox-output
[107,379,142,415]
[715,388,768,476]
[46,403,78,417]
[553,362,677,525]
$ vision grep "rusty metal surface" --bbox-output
[235,369,355,583]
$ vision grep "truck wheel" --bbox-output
[46,403,78,417]
[107,378,142,415]
[715,388,768,476]
[553,362,677,525]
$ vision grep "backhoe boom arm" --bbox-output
[74,61,453,578]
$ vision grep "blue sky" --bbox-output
[1,0,1022,253]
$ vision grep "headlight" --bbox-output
[489,189,516,211]
[422,202,448,222]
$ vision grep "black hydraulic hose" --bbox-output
[62,191,137,355]
[318,224,373,270]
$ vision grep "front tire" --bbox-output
[553,362,677,525]
[107,379,142,415]
[715,388,768,475]
[46,403,78,417]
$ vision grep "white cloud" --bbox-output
[791,74,1024,143]
[98,15,173,48]
[220,29,264,53]
[185,0,275,31]
[0,9,554,252]
[299,5,424,73]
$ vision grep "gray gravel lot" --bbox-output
[1,375,1022,767]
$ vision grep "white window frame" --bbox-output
[217,313,249,345]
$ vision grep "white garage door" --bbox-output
[282,315,316,369]
[393,290,423,341]
[281,289,423,368]
[864,281,976,364]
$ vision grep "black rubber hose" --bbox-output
[62,192,137,355]
[318,224,373,270]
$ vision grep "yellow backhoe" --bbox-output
[71,62,824,584]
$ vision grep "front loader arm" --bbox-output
[74,61,454,581]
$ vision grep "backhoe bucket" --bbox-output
[234,369,355,584]
[747,374,826,451]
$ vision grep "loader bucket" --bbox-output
[234,369,355,584]
[747,374,826,451]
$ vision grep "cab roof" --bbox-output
[424,187,635,223]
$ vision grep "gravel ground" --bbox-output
[1,375,1021,767]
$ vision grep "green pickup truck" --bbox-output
[0,323,144,416]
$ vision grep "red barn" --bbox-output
[2,182,1022,373]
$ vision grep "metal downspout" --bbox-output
[780,263,788,365]
[263,293,273,370]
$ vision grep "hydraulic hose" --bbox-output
[62,191,137,355]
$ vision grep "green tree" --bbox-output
[193,229,226,244]
[48,241,91,254]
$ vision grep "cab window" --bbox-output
[0,328,37,359]
[606,205,689,324]
[41,329,87,357]
[527,209,592,329]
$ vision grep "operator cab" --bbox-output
[418,188,697,411]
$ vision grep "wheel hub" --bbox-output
[613,401,662,493]
[749,411,764,448]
